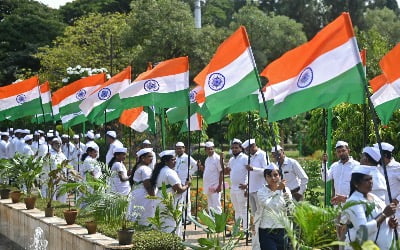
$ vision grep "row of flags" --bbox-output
[0,12,399,132]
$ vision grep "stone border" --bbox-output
[0,199,133,249]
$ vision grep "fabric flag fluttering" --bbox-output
[260,12,365,122]
[32,81,55,123]
[166,85,202,124]
[52,74,106,127]
[0,76,42,121]
[180,113,202,133]
[194,26,260,118]
[370,43,400,124]
[119,106,156,133]
[80,67,131,124]
[120,57,189,109]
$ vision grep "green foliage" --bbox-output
[10,154,43,196]
[132,230,184,250]
[299,159,324,206]
[43,159,72,208]
[363,7,400,46]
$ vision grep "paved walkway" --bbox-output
[0,234,23,250]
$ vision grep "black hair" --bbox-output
[129,152,152,186]
[81,147,95,162]
[349,173,368,196]
[150,155,174,187]
[108,152,125,170]
[363,152,379,166]
[382,150,392,160]
[263,168,282,178]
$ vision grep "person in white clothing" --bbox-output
[272,145,308,201]
[243,138,269,217]
[127,148,155,226]
[360,146,387,202]
[141,139,156,170]
[109,147,130,195]
[85,131,100,159]
[8,129,22,158]
[71,135,85,172]
[175,141,199,224]
[224,138,249,229]
[61,135,75,161]
[198,141,223,214]
[81,147,102,180]
[341,165,397,250]
[150,150,191,237]
[0,132,10,159]
[105,131,123,165]
[321,140,359,205]
[21,134,34,156]
[254,163,292,250]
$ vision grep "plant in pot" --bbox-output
[11,154,43,209]
[0,158,13,199]
[57,168,82,225]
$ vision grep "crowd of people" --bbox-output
[0,128,399,249]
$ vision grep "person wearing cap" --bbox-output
[81,147,102,180]
[150,150,191,237]
[61,135,75,162]
[71,135,85,171]
[341,165,397,249]
[360,146,387,202]
[175,141,200,224]
[109,147,131,195]
[223,138,249,229]
[31,132,40,155]
[272,145,308,202]
[16,129,30,154]
[198,141,223,214]
[0,132,10,159]
[141,139,156,170]
[85,131,100,160]
[254,163,292,250]
[242,139,269,219]
[321,140,360,205]
[105,131,124,165]
[127,148,155,226]
[21,135,34,156]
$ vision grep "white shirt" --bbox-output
[85,140,100,159]
[8,137,19,158]
[278,156,308,194]
[381,158,400,204]
[42,149,67,180]
[156,166,181,196]
[82,156,102,180]
[344,191,393,250]
[0,140,9,159]
[321,157,359,197]
[106,139,123,165]
[203,153,222,194]
[71,142,85,167]
[368,166,387,202]
[249,149,268,193]
[21,143,34,156]
[36,143,49,158]
[16,138,25,154]
[132,165,152,184]
[62,142,75,161]
[228,152,248,191]
[110,162,130,195]
[256,185,292,229]
[175,153,198,184]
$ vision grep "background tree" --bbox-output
[363,7,400,46]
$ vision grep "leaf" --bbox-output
[198,210,216,232]
[198,238,215,248]
[214,212,227,233]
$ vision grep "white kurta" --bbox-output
[128,164,154,225]
[279,157,308,194]
[81,156,102,180]
[175,153,197,219]
[21,143,34,156]
[0,140,9,159]
[249,149,269,216]
[62,142,75,161]
[106,139,123,165]
[42,149,68,203]
[203,153,222,213]
[343,191,393,250]
[110,162,131,195]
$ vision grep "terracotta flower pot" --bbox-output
[45,207,54,217]
[118,228,134,245]
[86,221,97,234]
[63,209,78,225]
[0,188,11,199]
[24,196,37,210]
[10,191,21,203]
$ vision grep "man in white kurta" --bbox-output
[71,135,85,172]
[226,138,249,229]
[61,135,75,161]
[0,132,10,159]
[21,135,34,156]
[8,129,22,158]
[272,145,308,201]
[243,139,269,217]
[321,140,359,205]
[174,142,199,224]
[105,131,123,165]
[200,141,223,214]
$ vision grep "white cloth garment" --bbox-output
[85,140,100,159]
[175,153,197,219]
[248,149,269,216]
[110,161,131,195]
[106,139,124,165]
[279,156,308,194]
[203,152,222,213]
[62,142,75,161]
[21,143,34,156]
[81,156,102,180]
[0,140,9,159]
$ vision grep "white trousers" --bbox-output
[180,188,191,221]
[206,192,222,214]
[230,189,248,229]
[249,192,260,217]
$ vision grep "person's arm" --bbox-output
[143,179,155,196]
[172,182,191,194]
[189,156,198,176]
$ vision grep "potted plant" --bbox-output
[0,159,12,199]
[11,155,43,209]
[57,168,82,225]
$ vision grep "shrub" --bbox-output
[132,230,184,250]
[299,159,324,206]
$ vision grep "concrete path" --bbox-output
[0,233,23,250]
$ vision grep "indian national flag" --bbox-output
[166,85,202,124]
[260,13,365,122]
[80,67,131,123]
[33,82,54,123]
[0,76,42,121]
[194,26,260,116]
[52,74,106,127]
[371,43,400,124]
[180,113,202,133]
[119,107,150,132]
[120,57,189,109]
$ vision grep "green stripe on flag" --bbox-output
[374,98,400,125]
[121,89,189,110]
[0,98,42,121]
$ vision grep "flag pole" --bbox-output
[218,120,227,238]
[160,109,166,150]
[77,132,81,173]
[128,128,132,170]
[323,109,328,207]
[183,105,191,241]
[245,111,251,246]
[37,81,48,131]
[194,129,200,230]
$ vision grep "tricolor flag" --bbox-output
[180,113,202,133]
[166,85,202,124]
[194,26,260,116]
[120,57,189,109]
[33,82,55,123]
[52,74,106,127]
[119,107,150,132]
[260,13,365,122]
[0,76,42,121]
[371,43,400,124]
[80,67,131,123]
